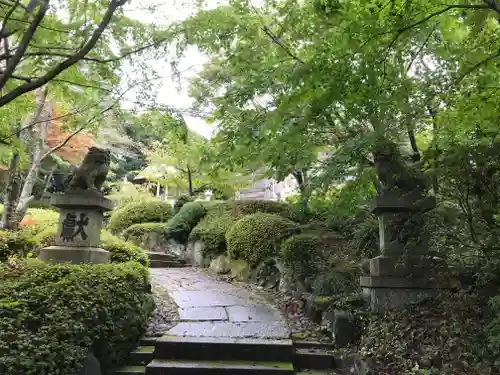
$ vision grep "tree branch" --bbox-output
[262,26,304,65]
[0,0,48,90]
[456,49,500,83]
[483,0,500,14]
[0,0,127,108]
[0,0,19,38]
[8,38,168,63]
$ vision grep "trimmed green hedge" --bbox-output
[35,226,148,266]
[189,200,297,257]
[107,200,173,234]
[0,259,153,375]
[165,202,207,244]
[226,213,300,266]
[123,222,166,240]
[280,233,324,279]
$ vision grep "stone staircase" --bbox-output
[114,337,340,375]
[147,252,188,268]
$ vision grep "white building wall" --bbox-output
[235,175,299,201]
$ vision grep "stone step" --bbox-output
[140,337,159,346]
[154,336,293,362]
[146,359,294,375]
[293,341,335,350]
[129,346,155,366]
[293,348,336,371]
[149,260,187,268]
[115,365,146,374]
[147,252,184,262]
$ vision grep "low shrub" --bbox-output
[0,259,153,375]
[123,222,166,241]
[35,226,147,266]
[107,200,173,234]
[226,213,299,266]
[173,195,194,213]
[0,230,38,261]
[311,264,359,296]
[101,231,148,265]
[165,202,207,244]
[189,202,237,256]
[280,233,324,280]
[189,200,297,256]
[363,291,496,374]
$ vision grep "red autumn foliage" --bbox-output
[45,103,95,165]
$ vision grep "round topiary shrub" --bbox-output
[280,233,324,279]
[226,213,300,266]
[164,202,207,244]
[107,200,173,234]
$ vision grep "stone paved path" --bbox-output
[149,268,291,339]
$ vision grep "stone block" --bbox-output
[331,310,361,347]
[39,246,110,264]
[304,294,322,324]
[56,208,103,248]
[229,259,251,281]
[360,275,448,312]
[51,192,113,211]
[210,255,230,274]
[77,353,101,375]
[369,256,396,276]
[186,241,209,267]
[370,191,436,215]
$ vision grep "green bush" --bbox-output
[189,200,297,256]
[280,233,324,279]
[0,230,38,261]
[35,227,148,266]
[173,195,194,213]
[165,202,207,244]
[0,259,153,375]
[123,222,166,241]
[107,200,173,234]
[311,263,359,296]
[226,213,299,266]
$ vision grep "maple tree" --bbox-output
[0,0,172,228]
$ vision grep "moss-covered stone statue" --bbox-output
[66,146,111,193]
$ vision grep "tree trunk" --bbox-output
[428,106,440,194]
[1,152,21,229]
[291,169,310,220]
[187,165,193,196]
[2,87,48,229]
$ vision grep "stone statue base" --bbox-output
[38,191,113,265]
[359,274,448,312]
[39,246,110,264]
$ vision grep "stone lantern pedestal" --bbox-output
[38,190,113,264]
[359,190,445,312]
